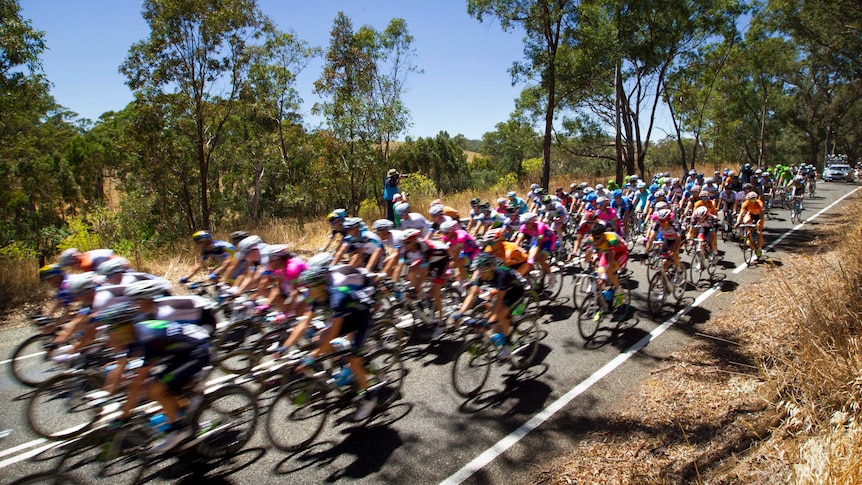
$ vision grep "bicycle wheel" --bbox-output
[689,249,704,283]
[366,318,406,353]
[742,234,754,265]
[365,348,405,403]
[56,426,153,483]
[647,271,667,317]
[509,312,539,369]
[213,319,264,356]
[706,250,718,276]
[10,334,62,388]
[669,266,687,301]
[215,349,259,375]
[451,337,494,397]
[27,373,104,440]
[512,290,540,327]
[191,383,259,458]
[545,262,566,301]
[576,291,603,340]
[265,377,331,452]
[572,274,596,311]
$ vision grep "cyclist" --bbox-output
[644,208,685,285]
[610,189,632,238]
[555,187,573,211]
[395,202,432,237]
[371,219,404,277]
[586,221,629,316]
[293,266,379,421]
[50,273,102,360]
[507,191,529,215]
[735,191,765,260]
[428,204,454,234]
[473,201,505,238]
[58,248,116,273]
[38,264,74,337]
[482,228,531,276]
[394,229,451,325]
[513,213,557,288]
[541,194,570,240]
[466,198,483,233]
[97,257,161,286]
[689,206,719,258]
[98,302,212,454]
[322,209,348,252]
[440,219,480,284]
[333,218,385,272]
[179,231,235,284]
[449,253,526,360]
[258,244,308,314]
[230,235,269,294]
[789,174,806,210]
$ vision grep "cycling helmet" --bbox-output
[704,177,714,184]
[306,252,333,268]
[66,272,99,296]
[570,183,577,189]
[764,171,771,177]
[532,187,544,196]
[654,201,669,211]
[39,264,64,281]
[671,177,680,185]
[654,209,674,221]
[590,221,607,237]
[342,217,363,229]
[636,181,647,189]
[584,193,598,202]
[555,186,563,193]
[58,248,81,267]
[583,209,598,221]
[629,175,639,182]
[394,202,410,214]
[743,183,754,190]
[664,171,671,177]
[439,220,459,234]
[596,184,604,190]
[542,195,552,204]
[755,169,763,175]
[298,267,330,288]
[192,230,211,243]
[496,197,508,205]
[478,202,491,210]
[327,209,347,222]
[483,228,506,243]
[596,196,610,205]
[658,178,666,186]
[689,170,697,176]
[531,183,539,190]
[583,187,595,195]
[96,257,131,276]
[229,230,249,245]
[654,189,667,198]
[470,197,481,206]
[612,189,623,197]
[506,206,519,215]
[520,213,538,224]
[607,181,619,190]
[470,252,500,272]
[95,302,140,328]
[699,191,710,198]
[372,219,395,231]
[237,235,262,255]
[266,244,291,260]
[579,182,589,189]
[694,206,708,218]
[746,192,758,200]
[507,191,517,198]
[402,229,422,243]
[125,279,169,299]
[690,185,701,193]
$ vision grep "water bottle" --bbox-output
[602,288,614,302]
[334,366,354,387]
[149,412,171,433]
[490,332,506,348]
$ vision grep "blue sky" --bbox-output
[20,0,531,140]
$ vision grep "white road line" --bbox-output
[441,186,860,485]
[0,351,45,367]
[0,439,47,460]
[0,441,66,469]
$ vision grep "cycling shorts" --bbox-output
[428,256,450,284]
[660,236,681,258]
[337,308,371,356]
[157,343,212,395]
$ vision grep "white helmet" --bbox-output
[440,220,459,234]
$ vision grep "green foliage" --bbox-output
[521,157,542,181]
[491,172,519,193]
[59,216,101,253]
[390,132,472,194]
[0,241,34,259]
[399,173,439,199]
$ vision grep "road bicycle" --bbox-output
[264,347,404,452]
[450,293,540,397]
[789,195,804,224]
[688,226,718,284]
[646,254,687,317]
[573,272,632,340]
[737,223,761,265]
[9,316,66,388]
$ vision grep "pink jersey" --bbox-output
[519,221,557,247]
[442,229,480,258]
[271,257,307,293]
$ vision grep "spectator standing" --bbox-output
[384,169,407,222]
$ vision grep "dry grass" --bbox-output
[536,195,862,484]
[0,258,46,315]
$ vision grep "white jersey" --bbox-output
[400,213,432,237]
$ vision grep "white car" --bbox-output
[822,164,855,182]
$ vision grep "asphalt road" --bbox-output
[1,181,858,485]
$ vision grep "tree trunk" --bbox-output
[614,63,625,185]
[196,108,210,230]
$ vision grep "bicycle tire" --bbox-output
[365,348,405,403]
[706,250,718,276]
[27,372,104,440]
[213,319,264,356]
[742,233,754,265]
[265,377,331,452]
[451,337,494,398]
[366,318,406,353]
[576,291,603,341]
[572,274,595,311]
[191,383,259,458]
[647,271,667,317]
[509,312,539,369]
[670,266,686,301]
[689,249,704,283]
[56,424,153,483]
[10,334,61,388]
[545,262,566,301]
[215,349,259,375]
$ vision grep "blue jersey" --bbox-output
[200,240,234,261]
[128,320,210,364]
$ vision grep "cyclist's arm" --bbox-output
[185,259,204,280]
[104,356,129,394]
[365,247,384,273]
[122,363,152,419]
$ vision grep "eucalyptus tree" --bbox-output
[121,0,271,230]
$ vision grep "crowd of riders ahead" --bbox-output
[27,160,820,455]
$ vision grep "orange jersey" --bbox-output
[693,199,718,215]
[485,241,528,267]
[741,199,764,215]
